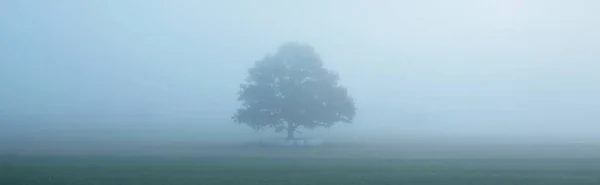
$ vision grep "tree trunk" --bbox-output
[287,123,295,140]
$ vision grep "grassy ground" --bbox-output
[2,155,600,185]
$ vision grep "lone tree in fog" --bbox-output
[233,42,356,140]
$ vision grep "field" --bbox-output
[2,144,600,185]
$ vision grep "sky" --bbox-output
[1,0,599,149]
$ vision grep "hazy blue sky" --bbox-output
[1,0,599,147]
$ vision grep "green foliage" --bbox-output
[233,42,356,135]
[2,157,600,185]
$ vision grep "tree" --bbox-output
[233,42,356,140]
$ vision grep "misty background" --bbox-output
[1,0,599,153]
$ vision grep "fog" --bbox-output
[1,0,600,154]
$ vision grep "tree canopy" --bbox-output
[233,42,356,139]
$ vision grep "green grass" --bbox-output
[1,156,600,185]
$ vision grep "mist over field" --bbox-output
[1,0,600,157]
